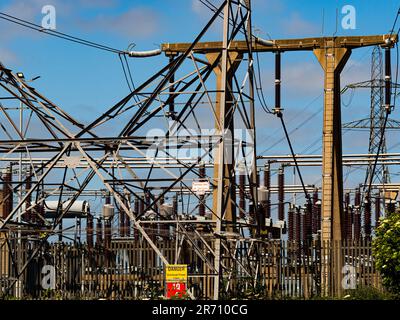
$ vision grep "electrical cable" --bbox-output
[276,113,311,203]
[0,12,125,54]
[260,103,323,154]
[389,7,400,37]
[118,54,133,92]
[254,49,272,113]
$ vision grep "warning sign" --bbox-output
[166,264,187,282]
[192,180,210,195]
[165,264,187,298]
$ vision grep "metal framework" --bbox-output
[342,46,400,185]
[0,0,398,300]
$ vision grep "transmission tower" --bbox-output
[343,46,400,185]
[367,46,389,184]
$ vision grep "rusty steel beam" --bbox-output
[162,34,397,55]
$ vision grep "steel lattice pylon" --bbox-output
[342,46,397,185]
[366,46,390,185]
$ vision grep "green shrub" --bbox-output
[372,211,400,295]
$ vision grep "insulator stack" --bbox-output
[275,52,281,113]
[344,192,352,241]
[348,206,353,241]
[288,205,294,241]
[256,170,260,188]
[316,200,321,234]
[104,219,111,248]
[105,193,111,205]
[24,170,32,222]
[355,188,361,208]
[169,54,176,117]
[301,211,307,243]
[354,211,361,242]
[119,198,126,237]
[86,214,93,249]
[173,195,178,215]
[264,163,271,218]
[384,47,391,110]
[7,165,12,217]
[104,218,112,267]
[354,188,361,241]
[139,195,145,216]
[257,205,266,237]
[145,190,151,207]
[364,195,371,239]
[295,207,301,243]
[311,189,319,234]
[249,202,255,231]
[199,164,206,217]
[375,195,381,228]
[305,203,312,242]
[239,172,246,219]
[264,163,270,191]
[31,203,38,223]
[39,202,45,224]
[158,194,168,238]
[124,191,131,237]
[278,165,285,221]
[1,166,13,219]
[96,218,103,246]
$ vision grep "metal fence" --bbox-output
[0,237,383,299]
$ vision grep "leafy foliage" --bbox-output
[372,211,400,294]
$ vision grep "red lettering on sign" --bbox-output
[166,282,186,298]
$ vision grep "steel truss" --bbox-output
[0,0,263,299]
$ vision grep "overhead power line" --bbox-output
[0,12,126,54]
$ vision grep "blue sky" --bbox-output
[0,0,399,193]
[0,0,398,112]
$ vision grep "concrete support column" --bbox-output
[314,42,351,297]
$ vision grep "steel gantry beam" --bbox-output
[162,34,398,244]
[162,33,397,298]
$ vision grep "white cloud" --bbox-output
[192,0,219,15]
[78,0,119,8]
[342,57,371,86]
[261,60,323,98]
[0,48,18,65]
[76,7,160,38]
[280,12,319,36]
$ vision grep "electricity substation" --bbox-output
[0,0,399,300]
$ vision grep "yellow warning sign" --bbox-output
[166,264,187,282]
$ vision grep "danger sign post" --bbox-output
[165,264,187,298]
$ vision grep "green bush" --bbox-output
[372,211,400,295]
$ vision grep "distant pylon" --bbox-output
[366,46,389,185]
[342,46,400,185]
